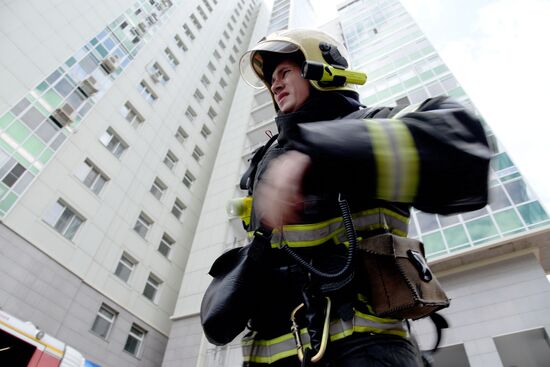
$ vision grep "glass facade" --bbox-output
[338,0,549,259]
[0,0,182,217]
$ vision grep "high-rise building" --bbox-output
[336,1,550,365]
[1,0,549,366]
[0,0,261,366]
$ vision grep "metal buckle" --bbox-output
[290,297,332,364]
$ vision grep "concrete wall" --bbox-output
[0,223,167,367]
[413,252,550,367]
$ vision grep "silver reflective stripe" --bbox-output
[392,102,422,119]
[242,312,407,363]
[380,121,402,201]
[270,209,409,248]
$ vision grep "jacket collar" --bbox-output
[275,90,362,146]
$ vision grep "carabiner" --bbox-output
[290,297,332,364]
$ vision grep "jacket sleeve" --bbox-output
[289,96,491,214]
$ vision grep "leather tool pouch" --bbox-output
[356,234,450,320]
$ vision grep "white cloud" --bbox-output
[439,0,550,207]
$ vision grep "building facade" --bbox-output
[336,1,550,366]
[0,0,260,366]
[1,0,549,366]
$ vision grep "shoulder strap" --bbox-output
[344,106,395,119]
[239,134,279,194]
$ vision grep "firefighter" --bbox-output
[232,28,490,366]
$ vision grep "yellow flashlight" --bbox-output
[301,61,367,86]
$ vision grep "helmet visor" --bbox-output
[240,40,300,89]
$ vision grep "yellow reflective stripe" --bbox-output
[365,119,394,199]
[390,119,419,201]
[243,349,300,364]
[365,119,419,202]
[242,311,407,364]
[331,326,407,342]
[247,208,409,247]
[354,309,401,324]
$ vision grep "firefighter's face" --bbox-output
[270,60,310,113]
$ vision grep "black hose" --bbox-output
[281,195,357,279]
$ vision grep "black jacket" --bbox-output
[243,91,490,340]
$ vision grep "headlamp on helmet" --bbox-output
[240,29,367,93]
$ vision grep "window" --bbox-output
[185,106,197,121]
[213,50,221,61]
[172,198,186,219]
[232,45,239,54]
[201,74,211,88]
[230,15,236,24]
[190,14,202,30]
[229,55,236,64]
[219,77,227,88]
[124,324,146,356]
[1,162,26,188]
[227,22,233,31]
[164,48,179,67]
[208,107,217,120]
[138,80,158,103]
[203,0,213,12]
[120,101,144,127]
[224,65,231,75]
[200,124,211,139]
[134,212,153,239]
[208,107,218,120]
[150,177,167,200]
[163,150,178,170]
[192,146,204,162]
[236,36,242,45]
[115,252,136,282]
[197,5,207,20]
[43,200,85,240]
[218,40,226,49]
[182,170,195,189]
[175,126,188,144]
[213,92,222,103]
[183,24,195,40]
[158,233,175,258]
[193,89,205,104]
[75,159,109,195]
[174,34,188,51]
[208,61,216,72]
[223,30,229,40]
[147,63,169,85]
[99,128,128,158]
[143,273,162,302]
[91,304,117,339]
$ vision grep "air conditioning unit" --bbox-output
[137,22,147,33]
[100,55,119,74]
[51,103,75,127]
[150,70,163,83]
[78,76,98,98]
[130,26,143,37]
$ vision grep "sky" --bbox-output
[309,0,550,212]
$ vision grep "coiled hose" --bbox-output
[281,194,357,279]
